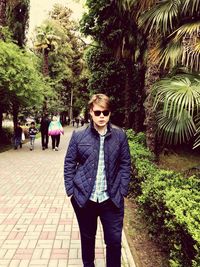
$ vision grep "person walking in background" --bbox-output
[40,113,50,150]
[13,122,23,150]
[80,117,85,127]
[75,117,79,128]
[48,115,64,151]
[64,94,131,267]
[29,122,38,151]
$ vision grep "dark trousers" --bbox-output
[51,135,60,149]
[41,132,49,148]
[71,197,124,267]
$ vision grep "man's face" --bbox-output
[90,103,110,129]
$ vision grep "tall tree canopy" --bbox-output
[0,40,51,127]
[80,0,146,129]
[32,4,84,119]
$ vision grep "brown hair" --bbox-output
[88,94,110,110]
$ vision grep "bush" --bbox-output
[127,129,200,267]
[0,127,13,145]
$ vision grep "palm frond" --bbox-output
[153,75,200,118]
[169,22,200,71]
[157,109,196,144]
[156,39,183,68]
[182,0,200,14]
[139,0,181,34]
[116,0,136,11]
[173,22,200,40]
[182,49,200,72]
[152,74,200,144]
[137,0,157,13]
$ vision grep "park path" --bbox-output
[0,126,135,267]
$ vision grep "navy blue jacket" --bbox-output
[64,122,131,208]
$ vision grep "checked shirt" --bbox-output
[90,131,109,203]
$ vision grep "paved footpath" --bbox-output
[0,126,136,267]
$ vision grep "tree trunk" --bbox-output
[0,106,3,140]
[12,102,19,128]
[124,59,134,128]
[144,35,160,154]
[43,49,49,76]
[0,0,7,26]
[134,64,146,132]
[42,49,49,112]
[133,35,147,132]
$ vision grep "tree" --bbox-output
[80,0,145,129]
[85,45,126,126]
[6,0,30,47]
[34,22,61,76]
[49,4,84,120]
[48,4,84,119]
[139,0,200,149]
[0,40,51,127]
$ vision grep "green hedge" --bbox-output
[0,127,13,145]
[127,129,200,267]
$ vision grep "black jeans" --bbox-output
[41,132,49,148]
[71,197,124,267]
[51,135,60,149]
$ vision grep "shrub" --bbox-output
[0,127,13,145]
[127,129,200,267]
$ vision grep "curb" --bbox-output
[122,230,137,267]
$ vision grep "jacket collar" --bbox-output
[89,121,112,137]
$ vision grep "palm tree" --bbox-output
[107,0,147,130]
[143,35,161,153]
[140,0,200,72]
[34,23,61,76]
[137,0,200,151]
[34,22,61,113]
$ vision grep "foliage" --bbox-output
[73,69,90,118]
[32,4,84,116]
[151,73,200,147]
[0,40,50,113]
[139,0,200,72]
[80,0,145,129]
[6,0,30,47]
[85,45,127,126]
[0,26,13,42]
[0,126,13,145]
[127,129,200,267]
[34,21,61,53]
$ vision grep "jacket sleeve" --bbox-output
[118,132,131,197]
[64,131,78,196]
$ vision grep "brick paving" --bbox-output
[0,126,135,267]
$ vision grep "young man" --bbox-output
[64,94,131,267]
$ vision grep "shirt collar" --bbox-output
[90,121,112,136]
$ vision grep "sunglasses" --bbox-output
[93,110,110,116]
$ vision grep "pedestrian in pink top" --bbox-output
[48,116,64,151]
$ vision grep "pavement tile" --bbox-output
[0,127,135,266]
